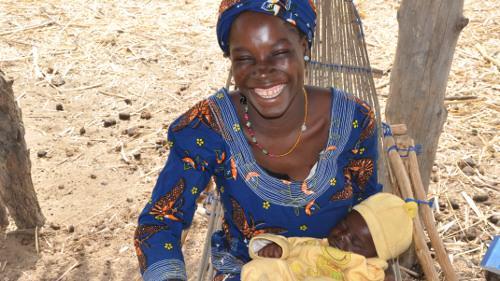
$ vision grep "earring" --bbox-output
[304,55,310,62]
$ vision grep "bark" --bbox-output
[386,0,468,190]
[0,70,45,229]
[0,196,8,228]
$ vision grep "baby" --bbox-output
[241,193,417,281]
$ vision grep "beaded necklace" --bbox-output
[241,88,308,158]
[210,88,356,207]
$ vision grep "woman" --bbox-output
[135,1,382,280]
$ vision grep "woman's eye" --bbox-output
[273,50,290,57]
[235,56,253,62]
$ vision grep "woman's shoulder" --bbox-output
[329,88,376,142]
[314,86,375,142]
[325,87,374,115]
[307,85,331,98]
[307,86,373,115]
[169,89,228,137]
[225,89,244,105]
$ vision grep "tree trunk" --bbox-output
[0,196,8,228]
[0,70,45,229]
[386,0,468,190]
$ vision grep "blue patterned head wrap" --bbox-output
[216,0,317,54]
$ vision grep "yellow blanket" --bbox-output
[241,234,388,281]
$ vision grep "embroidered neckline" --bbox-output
[210,88,356,207]
[241,87,308,158]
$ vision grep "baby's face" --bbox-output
[327,210,377,258]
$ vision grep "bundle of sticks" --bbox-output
[385,124,458,281]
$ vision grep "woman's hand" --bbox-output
[257,242,283,258]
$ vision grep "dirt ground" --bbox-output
[0,0,498,280]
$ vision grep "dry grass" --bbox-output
[0,0,498,280]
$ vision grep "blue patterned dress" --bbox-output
[135,88,382,281]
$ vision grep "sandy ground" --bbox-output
[0,0,498,280]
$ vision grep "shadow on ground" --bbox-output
[1,229,40,281]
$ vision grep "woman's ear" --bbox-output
[301,36,309,57]
[300,36,310,62]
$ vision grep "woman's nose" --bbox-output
[252,60,273,78]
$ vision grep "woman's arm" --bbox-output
[349,99,383,201]
[135,108,219,281]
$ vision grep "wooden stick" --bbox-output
[181,228,189,246]
[55,262,80,281]
[444,98,484,105]
[475,44,500,69]
[399,265,421,278]
[143,166,162,178]
[384,135,440,281]
[0,21,55,36]
[35,226,40,255]
[444,95,478,101]
[196,197,220,281]
[59,82,104,92]
[1,261,7,272]
[407,138,458,281]
[97,91,128,99]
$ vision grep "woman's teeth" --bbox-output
[254,84,285,99]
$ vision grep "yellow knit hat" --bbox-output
[352,193,417,261]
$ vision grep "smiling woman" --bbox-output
[229,12,307,121]
[134,1,383,281]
